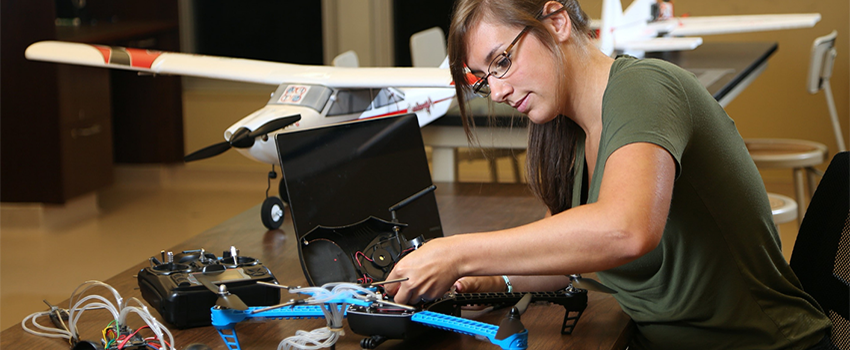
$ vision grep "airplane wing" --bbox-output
[25,41,453,88]
[657,13,821,37]
[616,37,703,53]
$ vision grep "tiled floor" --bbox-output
[0,155,800,332]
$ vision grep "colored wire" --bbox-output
[103,320,119,347]
[20,281,176,350]
[118,325,146,348]
[145,336,170,349]
[355,251,374,263]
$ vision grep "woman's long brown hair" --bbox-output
[447,0,592,215]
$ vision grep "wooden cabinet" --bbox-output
[2,0,65,204]
[56,65,114,201]
[58,22,185,164]
[0,1,182,204]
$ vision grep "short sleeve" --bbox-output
[600,59,693,179]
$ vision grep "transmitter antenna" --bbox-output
[388,185,437,223]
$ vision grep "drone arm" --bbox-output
[432,291,589,335]
[211,306,333,350]
[212,306,331,328]
[411,311,528,350]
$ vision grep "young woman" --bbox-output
[385,0,832,348]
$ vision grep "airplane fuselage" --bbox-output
[228,83,455,165]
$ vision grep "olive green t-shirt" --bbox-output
[573,56,831,349]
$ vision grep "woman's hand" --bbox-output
[384,236,464,305]
[453,276,506,293]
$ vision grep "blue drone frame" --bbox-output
[203,277,597,350]
[208,281,531,350]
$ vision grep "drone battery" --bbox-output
[347,306,430,341]
[137,253,280,329]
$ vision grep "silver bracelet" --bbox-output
[502,275,513,293]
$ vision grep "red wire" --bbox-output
[355,251,373,263]
[146,337,171,349]
[118,325,148,348]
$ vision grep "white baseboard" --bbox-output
[113,164,269,191]
[0,192,99,229]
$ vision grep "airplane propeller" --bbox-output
[568,274,617,294]
[494,293,532,340]
[195,268,249,311]
[184,114,302,162]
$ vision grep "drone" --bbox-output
[195,272,613,350]
[193,186,611,349]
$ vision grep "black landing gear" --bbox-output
[261,165,287,230]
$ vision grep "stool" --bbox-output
[745,31,846,227]
[746,139,827,225]
[768,193,798,231]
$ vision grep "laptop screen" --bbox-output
[275,114,443,241]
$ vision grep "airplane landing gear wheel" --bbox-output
[261,196,285,230]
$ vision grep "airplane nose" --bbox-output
[184,114,301,162]
[229,128,254,148]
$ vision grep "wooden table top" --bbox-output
[1,182,632,350]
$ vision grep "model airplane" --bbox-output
[25,41,456,229]
[593,0,821,56]
[24,41,455,166]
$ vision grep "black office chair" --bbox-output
[789,151,850,349]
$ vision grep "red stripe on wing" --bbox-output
[125,48,163,69]
[93,45,111,64]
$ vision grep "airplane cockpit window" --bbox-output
[370,88,404,109]
[327,88,406,116]
[327,89,374,116]
[269,84,332,112]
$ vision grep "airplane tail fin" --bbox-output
[622,0,655,25]
[598,0,623,55]
[439,56,449,69]
[410,27,447,68]
[599,0,658,56]
[332,50,360,67]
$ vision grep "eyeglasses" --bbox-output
[471,26,530,98]
[469,6,567,98]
